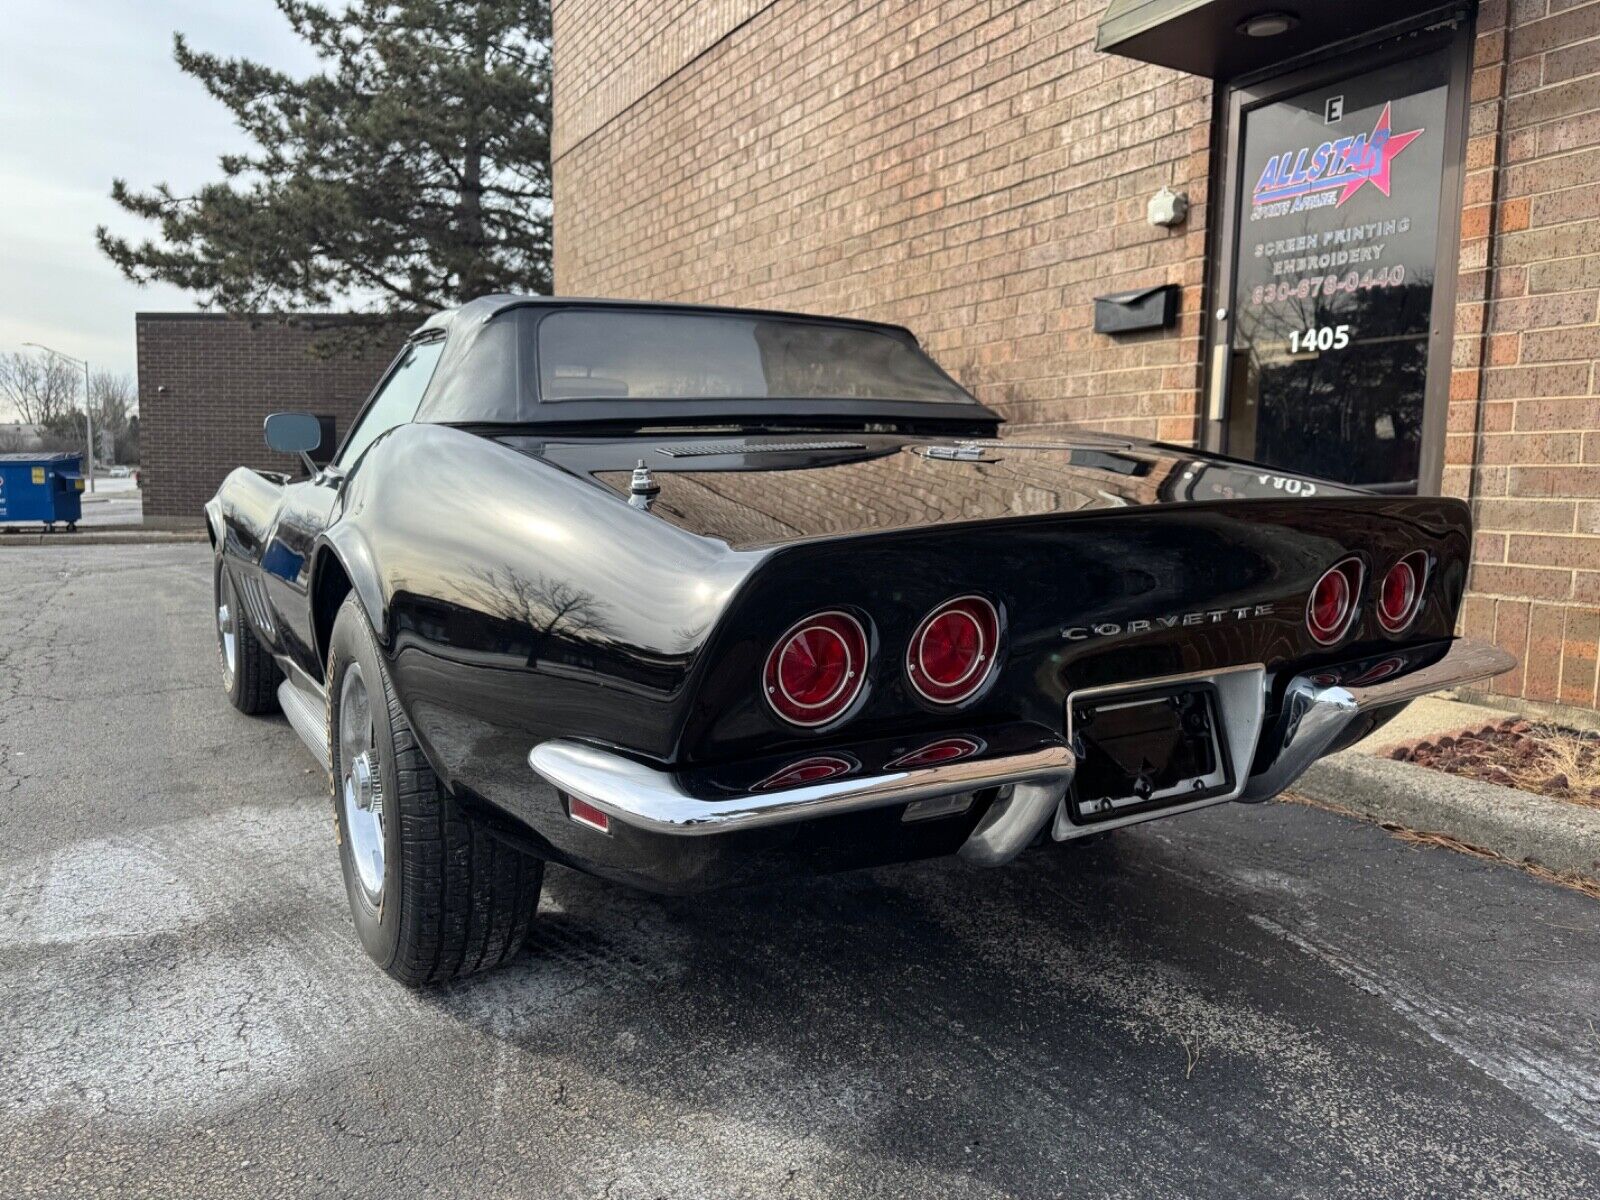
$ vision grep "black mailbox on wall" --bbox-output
[1093,284,1180,335]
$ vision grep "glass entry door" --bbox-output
[1208,23,1470,492]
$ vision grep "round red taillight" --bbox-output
[1306,558,1362,645]
[907,596,1001,705]
[1378,552,1428,633]
[763,611,869,727]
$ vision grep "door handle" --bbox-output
[1207,345,1229,422]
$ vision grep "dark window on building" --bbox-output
[312,415,338,466]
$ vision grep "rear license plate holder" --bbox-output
[1066,681,1234,825]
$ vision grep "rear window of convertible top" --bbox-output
[535,309,973,405]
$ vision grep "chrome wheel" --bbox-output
[217,571,238,688]
[339,663,385,905]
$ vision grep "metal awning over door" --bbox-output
[1095,0,1465,79]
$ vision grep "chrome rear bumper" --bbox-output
[529,737,1076,865]
[1236,637,1515,802]
[528,638,1514,866]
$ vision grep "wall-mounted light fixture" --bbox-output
[1237,11,1299,38]
[1147,186,1189,228]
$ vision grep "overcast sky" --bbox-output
[0,1,321,382]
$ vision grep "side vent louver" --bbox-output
[237,574,275,638]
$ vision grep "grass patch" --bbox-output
[1388,719,1600,810]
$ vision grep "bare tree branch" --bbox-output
[0,352,80,427]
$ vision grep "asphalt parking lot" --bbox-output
[74,475,143,527]
[3,543,1598,1198]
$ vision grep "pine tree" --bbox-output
[97,0,551,313]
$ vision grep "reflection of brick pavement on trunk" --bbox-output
[599,441,1184,547]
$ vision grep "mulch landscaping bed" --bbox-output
[1389,718,1600,810]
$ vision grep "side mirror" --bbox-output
[264,412,323,455]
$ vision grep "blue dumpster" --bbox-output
[0,452,85,530]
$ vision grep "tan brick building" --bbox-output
[137,315,407,524]
[551,0,1600,717]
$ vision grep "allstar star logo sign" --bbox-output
[1250,101,1426,209]
[1336,102,1425,205]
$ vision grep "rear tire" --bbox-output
[215,558,281,714]
[326,594,545,985]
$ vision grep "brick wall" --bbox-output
[553,0,1213,442]
[1450,0,1600,709]
[136,315,410,524]
[553,0,773,157]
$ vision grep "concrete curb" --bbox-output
[1297,751,1600,882]
[0,529,208,547]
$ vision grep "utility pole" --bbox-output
[22,342,94,493]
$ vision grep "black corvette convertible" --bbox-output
[208,296,1514,984]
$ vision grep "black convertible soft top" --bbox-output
[408,295,1002,432]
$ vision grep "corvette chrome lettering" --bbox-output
[1062,604,1276,642]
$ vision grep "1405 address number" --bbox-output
[1288,324,1351,354]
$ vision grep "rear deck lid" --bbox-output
[532,434,1363,550]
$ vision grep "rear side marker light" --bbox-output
[887,735,985,769]
[567,795,611,834]
[1348,656,1405,686]
[764,610,870,727]
[906,595,1001,705]
[753,755,856,791]
[1378,551,1429,633]
[1306,558,1363,645]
